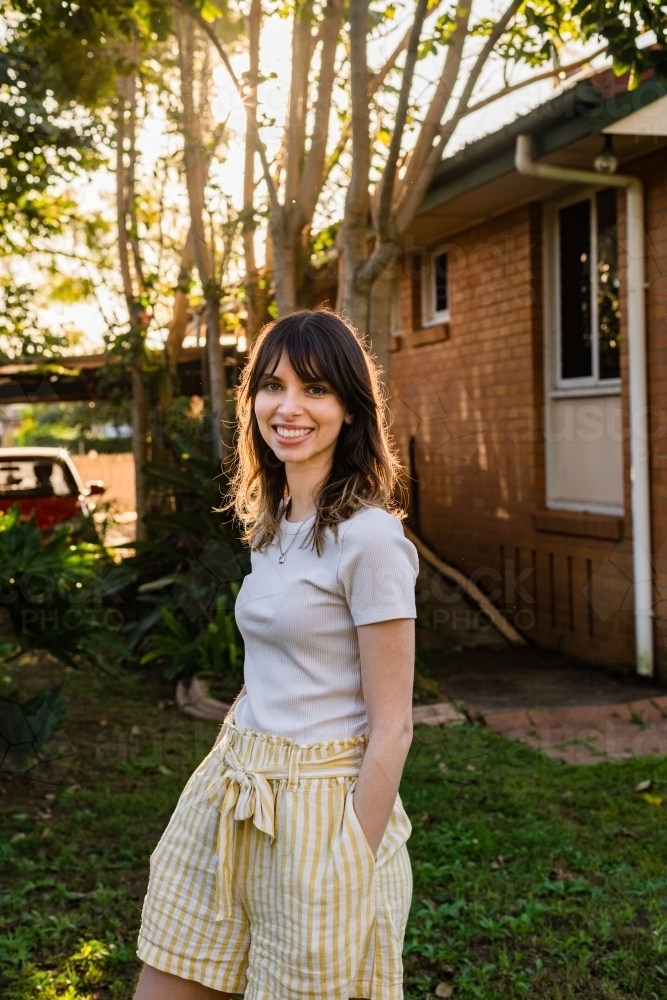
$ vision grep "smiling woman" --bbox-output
[232,308,401,552]
[134,309,419,1000]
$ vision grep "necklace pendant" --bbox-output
[278,554,286,564]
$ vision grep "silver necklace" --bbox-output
[277,527,305,564]
[277,505,309,563]
[278,528,303,566]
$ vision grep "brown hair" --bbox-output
[226,309,403,552]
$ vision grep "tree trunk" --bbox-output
[205,296,228,464]
[367,262,395,384]
[131,366,149,542]
[116,61,152,541]
[177,11,227,460]
[271,222,298,316]
[243,0,266,344]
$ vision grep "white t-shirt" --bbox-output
[233,506,419,743]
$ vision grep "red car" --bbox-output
[0,447,105,532]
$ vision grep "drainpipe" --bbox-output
[515,135,653,677]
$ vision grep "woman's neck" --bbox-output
[284,460,329,522]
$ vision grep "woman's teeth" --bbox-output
[275,427,312,439]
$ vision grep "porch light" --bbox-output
[594,135,618,175]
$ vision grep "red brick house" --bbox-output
[389,69,667,678]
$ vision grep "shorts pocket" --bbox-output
[347,785,377,868]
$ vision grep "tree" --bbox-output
[175,9,230,461]
[340,0,667,376]
[1,0,240,529]
[187,0,347,322]
[2,1,171,538]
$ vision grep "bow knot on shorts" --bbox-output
[137,717,413,1000]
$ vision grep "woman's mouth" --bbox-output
[273,425,314,441]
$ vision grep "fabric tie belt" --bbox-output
[205,734,366,921]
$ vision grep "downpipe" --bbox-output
[515,135,653,676]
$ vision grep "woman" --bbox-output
[134,309,419,1000]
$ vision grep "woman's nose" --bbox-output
[278,388,303,417]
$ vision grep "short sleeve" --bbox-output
[337,508,419,626]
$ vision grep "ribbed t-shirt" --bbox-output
[233,505,419,743]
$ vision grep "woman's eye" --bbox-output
[264,381,282,392]
[308,385,327,396]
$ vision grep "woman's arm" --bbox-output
[213,683,247,749]
[351,618,414,857]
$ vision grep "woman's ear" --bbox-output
[344,411,354,425]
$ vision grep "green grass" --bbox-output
[402,726,667,999]
[1,660,667,999]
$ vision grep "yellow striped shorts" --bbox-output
[137,718,413,999]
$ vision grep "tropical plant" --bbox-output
[115,435,248,697]
[139,591,242,682]
[0,684,68,779]
[0,505,129,669]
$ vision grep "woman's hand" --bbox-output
[351,618,414,858]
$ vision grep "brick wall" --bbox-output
[389,182,667,674]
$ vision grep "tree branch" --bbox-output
[368,23,412,97]
[344,0,371,241]
[115,75,134,308]
[297,0,345,225]
[285,0,313,207]
[462,45,608,117]
[375,0,428,245]
[394,2,472,224]
[396,0,520,233]
[179,0,281,219]
[176,9,213,286]
[126,70,146,295]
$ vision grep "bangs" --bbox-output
[252,313,351,401]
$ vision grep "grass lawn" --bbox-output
[1,658,667,999]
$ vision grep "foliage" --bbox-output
[114,434,248,695]
[9,401,132,453]
[0,684,67,777]
[575,0,667,88]
[9,939,124,1000]
[0,281,72,362]
[139,591,242,681]
[0,505,129,669]
[0,30,102,255]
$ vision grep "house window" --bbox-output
[558,189,620,386]
[421,250,449,327]
[544,189,623,517]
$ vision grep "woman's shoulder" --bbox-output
[336,506,419,610]
[339,504,406,539]
[338,506,418,564]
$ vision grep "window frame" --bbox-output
[421,248,450,328]
[549,188,621,398]
[542,194,624,518]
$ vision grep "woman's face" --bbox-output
[254,352,353,472]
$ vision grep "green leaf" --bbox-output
[199,0,225,23]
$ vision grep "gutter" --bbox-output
[515,135,653,676]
